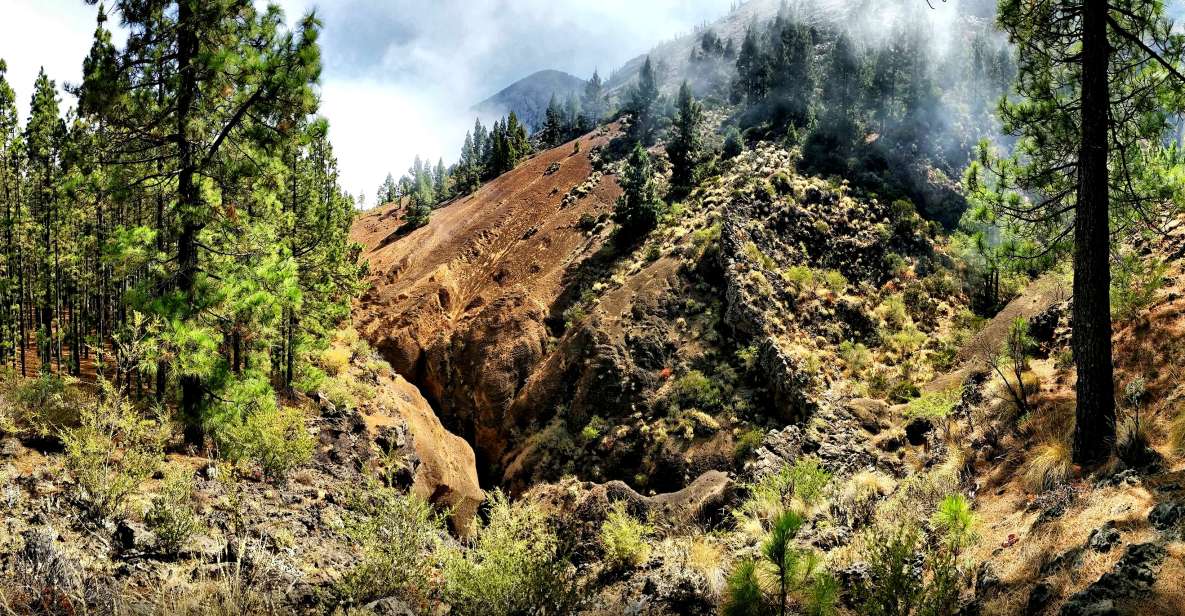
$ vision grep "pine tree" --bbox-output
[583,69,604,126]
[25,69,64,373]
[613,143,662,244]
[377,173,397,205]
[0,60,22,373]
[75,0,342,445]
[541,94,563,147]
[668,82,704,195]
[627,56,661,144]
[967,0,1185,464]
[733,26,767,103]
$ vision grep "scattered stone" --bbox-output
[1086,523,1120,553]
[0,437,24,458]
[1148,501,1184,531]
[1026,582,1056,614]
[845,398,889,434]
[1060,542,1165,616]
[115,520,155,552]
[1040,546,1083,576]
[363,597,416,616]
[638,565,714,616]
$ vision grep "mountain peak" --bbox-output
[473,69,587,132]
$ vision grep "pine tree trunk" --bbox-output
[1071,1,1116,465]
[177,1,204,448]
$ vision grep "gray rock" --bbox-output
[115,520,156,552]
[363,597,416,616]
[639,564,714,616]
[0,437,24,458]
[1060,542,1165,616]
[1087,523,1120,553]
[1026,582,1055,613]
[1148,501,1184,531]
[904,416,932,446]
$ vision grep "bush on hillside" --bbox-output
[600,500,653,570]
[61,380,165,520]
[144,464,203,555]
[441,491,583,615]
[337,486,443,608]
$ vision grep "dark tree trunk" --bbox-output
[1072,1,1116,465]
[177,1,204,448]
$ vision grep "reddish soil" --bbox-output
[351,127,623,474]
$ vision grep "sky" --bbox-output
[0,0,732,206]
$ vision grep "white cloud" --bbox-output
[0,0,126,119]
[1,0,732,205]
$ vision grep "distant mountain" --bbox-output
[473,70,587,133]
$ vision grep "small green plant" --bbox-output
[600,501,653,570]
[144,464,203,555]
[839,341,872,377]
[822,270,848,295]
[734,428,766,463]
[1111,252,1168,322]
[221,404,314,483]
[337,486,444,608]
[580,416,608,442]
[12,372,81,435]
[876,294,910,331]
[441,491,582,615]
[563,303,587,330]
[856,495,975,616]
[61,380,164,521]
[745,242,778,270]
[668,369,726,414]
[735,457,832,529]
[737,345,760,372]
[782,265,816,296]
[905,388,962,421]
[723,508,837,616]
[320,346,351,377]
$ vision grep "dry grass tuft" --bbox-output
[1022,440,1072,493]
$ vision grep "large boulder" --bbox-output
[355,373,485,536]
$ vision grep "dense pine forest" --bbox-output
[1,0,1185,615]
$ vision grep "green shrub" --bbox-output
[745,242,778,271]
[783,265,816,296]
[1111,252,1168,321]
[876,294,910,331]
[735,456,832,528]
[723,126,745,159]
[144,464,203,555]
[580,416,608,443]
[839,341,872,377]
[337,486,443,607]
[723,509,837,616]
[600,501,653,570]
[221,403,314,483]
[668,370,726,413]
[734,428,766,463]
[441,491,582,615]
[904,388,961,421]
[320,346,351,376]
[12,373,81,435]
[822,270,848,295]
[856,495,975,616]
[61,380,164,520]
